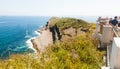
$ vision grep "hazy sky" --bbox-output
[0,0,120,16]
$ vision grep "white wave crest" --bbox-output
[26,37,37,53]
[34,31,41,36]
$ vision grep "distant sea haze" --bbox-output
[0,16,97,59]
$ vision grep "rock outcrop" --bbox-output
[31,17,90,53]
[31,29,53,52]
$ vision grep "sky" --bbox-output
[0,0,120,16]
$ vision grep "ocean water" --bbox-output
[0,16,50,58]
[0,16,97,59]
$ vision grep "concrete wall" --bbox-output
[100,25,113,44]
[110,37,120,69]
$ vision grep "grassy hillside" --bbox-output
[48,17,89,30]
[0,17,105,69]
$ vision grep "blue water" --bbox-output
[0,16,50,58]
[0,16,97,59]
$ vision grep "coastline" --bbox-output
[26,37,37,53]
[26,27,43,53]
[29,26,52,53]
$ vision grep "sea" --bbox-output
[0,16,50,59]
[0,16,97,59]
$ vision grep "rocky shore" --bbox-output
[31,27,53,53]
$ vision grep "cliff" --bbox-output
[31,29,53,52]
[48,17,90,42]
[0,17,104,69]
[31,17,92,52]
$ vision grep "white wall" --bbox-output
[110,37,120,69]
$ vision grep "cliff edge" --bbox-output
[31,17,92,52]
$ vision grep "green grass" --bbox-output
[44,34,105,69]
[49,17,89,30]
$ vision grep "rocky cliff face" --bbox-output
[47,17,90,42]
[31,29,53,52]
[31,17,90,52]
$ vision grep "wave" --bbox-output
[34,31,41,36]
[26,29,41,53]
[24,30,31,38]
[13,46,27,51]
[26,37,37,53]
[24,35,31,39]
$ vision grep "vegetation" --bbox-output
[0,33,104,69]
[49,17,89,30]
[0,18,105,69]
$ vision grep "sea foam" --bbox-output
[26,37,37,53]
[26,30,41,53]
